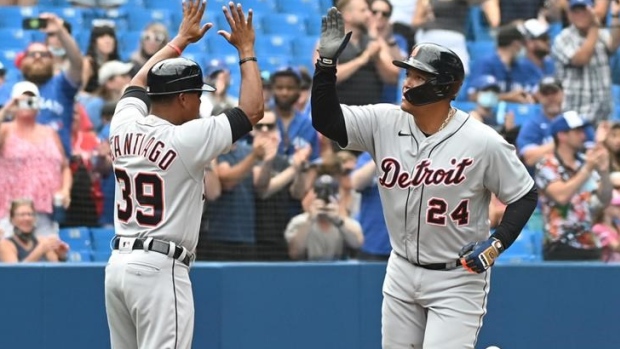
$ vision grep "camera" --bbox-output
[22,17,48,30]
[313,175,339,203]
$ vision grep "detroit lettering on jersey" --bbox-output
[110,132,178,170]
[379,157,474,188]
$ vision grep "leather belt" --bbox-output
[394,251,461,271]
[113,237,193,267]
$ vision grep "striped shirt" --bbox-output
[552,25,613,123]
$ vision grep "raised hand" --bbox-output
[317,7,352,68]
[218,2,255,54]
[178,0,213,44]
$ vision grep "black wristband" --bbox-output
[239,56,257,65]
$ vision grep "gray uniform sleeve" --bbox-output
[341,104,391,153]
[484,131,534,204]
[174,113,233,177]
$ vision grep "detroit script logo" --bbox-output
[379,157,474,189]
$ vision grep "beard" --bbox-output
[22,62,54,85]
[274,95,299,111]
[533,48,550,59]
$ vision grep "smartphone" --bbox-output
[22,17,48,30]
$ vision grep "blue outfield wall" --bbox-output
[1,262,619,349]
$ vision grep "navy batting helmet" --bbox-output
[393,43,464,106]
[147,57,215,96]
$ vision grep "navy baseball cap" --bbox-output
[471,75,501,92]
[539,76,563,94]
[205,59,229,78]
[569,0,593,8]
[550,111,589,136]
[270,66,302,84]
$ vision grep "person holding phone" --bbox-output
[15,12,83,158]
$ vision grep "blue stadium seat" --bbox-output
[242,0,277,13]
[292,35,318,58]
[467,40,495,65]
[319,0,333,12]
[0,29,34,49]
[503,103,541,126]
[66,250,92,262]
[89,227,115,252]
[39,6,88,34]
[496,230,537,264]
[452,101,477,113]
[0,49,21,70]
[92,250,112,262]
[0,6,38,28]
[59,227,92,251]
[260,55,293,74]
[262,13,307,35]
[255,35,293,57]
[127,9,173,31]
[277,0,321,14]
[306,15,322,36]
[143,0,181,9]
[205,35,239,56]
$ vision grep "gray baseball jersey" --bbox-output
[341,103,534,263]
[105,93,233,349]
[109,95,232,251]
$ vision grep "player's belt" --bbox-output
[394,251,461,271]
[112,237,193,267]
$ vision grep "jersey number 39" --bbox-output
[115,168,164,226]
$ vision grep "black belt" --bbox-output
[394,251,461,271]
[113,237,193,267]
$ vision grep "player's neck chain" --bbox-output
[438,107,456,132]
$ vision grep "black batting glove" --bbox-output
[317,7,352,68]
[459,238,504,274]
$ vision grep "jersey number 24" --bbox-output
[426,198,469,226]
[115,168,164,226]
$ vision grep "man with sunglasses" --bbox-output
[14,13,83,158]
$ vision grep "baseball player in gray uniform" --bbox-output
[311,8,539,349]
[104,2,263,348]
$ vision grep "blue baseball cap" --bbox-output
[550,111,589,136]
[470,75,500,92]
[205,59,229,78]
[270,66,302,84]
[569,0,593,8]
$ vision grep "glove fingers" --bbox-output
[321,16,326,36]
[336,10,344,35]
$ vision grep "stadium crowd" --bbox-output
[0,0,619,263]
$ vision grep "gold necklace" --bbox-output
[438,108,456,132]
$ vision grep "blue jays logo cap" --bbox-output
[569,0,593,9]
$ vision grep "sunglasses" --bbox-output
[142,33,166,44]
[26,51,52,58]
[372,9,391,18]
[342,168,354,176]
[253,122,277,131]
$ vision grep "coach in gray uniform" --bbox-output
[310,8,539,349]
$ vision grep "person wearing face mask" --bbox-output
[0,82,73,238]
[469,75,502,129]
[469,23,535,104]
[0,199,69,263]
[519,18,555,93]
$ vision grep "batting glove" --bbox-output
[317,7,352,68]
[459,238,504,274]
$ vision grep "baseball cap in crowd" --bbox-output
[470,75,501,92]
[270,66,302,85]
[205,59,229,79]
[538,76,563,94]
[522,18,549,40]
[569,0,593,8]
[98,60,134,85]
[550,110,588,136]
[11,81,40,98]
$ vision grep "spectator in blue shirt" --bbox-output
[270,67,320,161]
[468,74,502,131]
[13,13,83,157]
[519,18,555,92]
[351,152,391,260]
[470,23,535,104]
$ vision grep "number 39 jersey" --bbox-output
[108,90,232,252]
[341,104,534,264]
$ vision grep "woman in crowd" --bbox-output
[0,199,69,263]
[0,82,72,237]
[81,24,121,94]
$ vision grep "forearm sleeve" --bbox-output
[310,63,348,146]
[491,184,539,250]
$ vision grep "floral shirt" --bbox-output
[535,153,601,249]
